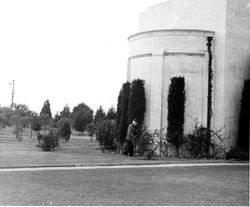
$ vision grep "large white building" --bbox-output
[127,0,250,149]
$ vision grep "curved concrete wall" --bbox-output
[128,30,214,132]
[128,0,250,149]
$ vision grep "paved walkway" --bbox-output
[0,162,248,172]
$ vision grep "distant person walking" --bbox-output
[122,119,138,156]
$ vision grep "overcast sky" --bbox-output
[0,0,164,115]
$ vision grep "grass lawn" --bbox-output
[0,127,246,168]
[0,133,135,167]
[0,165,249,206]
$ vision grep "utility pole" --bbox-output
[10,80,15,111]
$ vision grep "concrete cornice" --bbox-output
[128,29,215,42]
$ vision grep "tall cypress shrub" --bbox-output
[238,79,250,152]
[167,77,185,157]
[116,90,122,124]
[118,82,131,144]
[94,106,106,125]
[116,89,122,139]
[40,100,52,118]
[128,79,146,125]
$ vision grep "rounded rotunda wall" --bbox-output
[128,29,214,57]
[127,29,215,131]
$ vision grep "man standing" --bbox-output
[122,119,138,156]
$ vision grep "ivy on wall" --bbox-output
[206,36,213,155]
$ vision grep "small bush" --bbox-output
[36,131,59,151]
[96,120,117,149]
[137,127,165,159]
[226,146,249,161]
[184,124,226,159]
[185,125,209,158]
[58,118,71,142]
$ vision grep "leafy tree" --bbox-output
[40,100,52,118]
[167,77,185,157]
[118,82,131,144]
[13,104,32,117]
[86,122,96,142]
[58,118,71,142]
[19,117,30,128]
[0,116,8,128]
[94,106,106,124]
[11,114,23,141]
[128,79,146,125]
[106,106,116,120]
[0,107,12,126]
[238,79,250,153]
[11,104,38,139]
[72,103,93,135]
[60,105,71,119]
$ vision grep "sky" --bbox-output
[0,0,165,115]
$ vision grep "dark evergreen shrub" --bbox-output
[118,82,131,144]
[184,124,227,159]
[226,146,249,161]
[116,90,122,129]
[60,105,71,119]
[116,89,123,149]
[185,125,210,158]
[96,120,117,149]
[167,77,185,157]
[36,132,43,142]
[31,116,41,131]
[128,79,146,125]
[36,131,59,151]
[106,106,116,120]
[58,118,71,142]
[40,100,52,118]
[94,106,106,125]
[238,79,250,153]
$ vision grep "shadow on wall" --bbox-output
[237,76,250,152]
[245,58,250,80]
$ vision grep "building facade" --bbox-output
[127,0,250,149]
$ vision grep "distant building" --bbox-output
[127,0,250,149]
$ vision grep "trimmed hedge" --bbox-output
[167,77,185,157]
